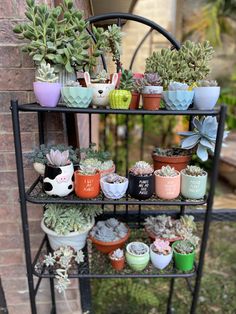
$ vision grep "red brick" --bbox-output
[7,304,31,314]
[0,235,22,250]
[21,53,34,68]
[28,204,43,221]
[0,222,20,235]
[28,220,42,234]
[0,91,28,112]
[0,250,23,265]
[0,152,17,170]
[1,277,27,292]
[19,113,38,132]
[0,20,25,45]
[0,1,16,18]
[0,68,35,91]
[0,132,36,152]
[0,46,21,67]
[0,170,37,188]
[0,264,26,278]
[30,234,44,250]
[0,190,20,206]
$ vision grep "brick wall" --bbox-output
[0,0,91,313]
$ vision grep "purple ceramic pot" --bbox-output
[33,82,61,107]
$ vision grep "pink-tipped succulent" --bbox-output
[130,161,153,176]
[46,149,70,166]
[152,239,171,255]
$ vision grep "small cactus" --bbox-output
[129,161,153,176]
[36,61,58,83]
[156,165,178,177]
[119,69,134,91]
[46,149,70,166]
[184,165,205,177]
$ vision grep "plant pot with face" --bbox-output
[61,80,93,108]
[162,82,194,110]
[100,173,128,199]
[181,165,207,199]
[89,218,130,254]
[109,248,125,271]
[141,73,163,110]
[193,80,220,110]
[33,62,61,108]
[152,148,192,172]
[154,165,180,200]
[125,242,150,271]
[150,239,173,270]
[173,240,196,271]
[43,149,74,197]
[128,161,154,200]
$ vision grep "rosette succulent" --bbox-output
[168,82,189,91]
[152,239,171,255]
[197,80,218,87]
[36,61,58,83]
[129,161,153,176]
[156,165,178,177]
[184,165,205,176]
[46,149,70,166]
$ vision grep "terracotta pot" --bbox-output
[152,153,192,172]
[154,170,180,200]
[109,254,125,271]
[142,94,161,110]
[129,92,140,110]
[145,226,182,244]
[99,164,115,177]
[74,171,100,199]
[90,227,130,254]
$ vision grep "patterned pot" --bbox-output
[61,86,93,108]
[109,90,132,109]
[100,176,128,199]
[162,90,194,110]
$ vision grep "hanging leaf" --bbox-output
[197,144,208,161]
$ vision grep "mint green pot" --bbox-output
[61,86,93,108]
[125,242,150,271]
[181,170,207,199]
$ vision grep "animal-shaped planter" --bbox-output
[43,163,74,197]
[84,72,118,107]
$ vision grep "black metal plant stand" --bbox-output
[10,13,228,314]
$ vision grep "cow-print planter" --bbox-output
[43,163,74,197]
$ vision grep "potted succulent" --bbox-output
[89,218,130,254]
[33,61,61,108]
[61,80,93,108]
[84,71,118,107]
[100,173,128,199]
[193,80,220,110]
[109,69,133,109]
[141,73,163,110]
[150,239,172,270]
[43,149,74,197]
[178,116,229,161]
[162,82,194,110]
[181,165,207,199]
[109,248,125,271]
[129,77,144,110]
[172,240,198,271]
[152,147,192,172]
[43,246,85,293]
[154,165,180,200]
[74,158,101,199]
[128,161,154,200]
[125,242,150,271]
[41,204,101,250]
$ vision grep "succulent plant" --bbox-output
[91,70,110,83]
[110,248,124,260]
[105,173,126,184]
[43,246,84,293]
[129,161,153,176]
[145,40,214,88]
[43,204,101,235]
[178,116,229,161]
[99,160,114,171]
[156,165,178,177]
[46,149,70,166]
[174,240,195,254]
[153,147,190,157]
[90,218,128,242]
[143,73,162,86]
[64,80,81,87]
[184,165,205,176]
[36,61,58,83]
[133,78,145,93]
[79,158,101,175]
[128,242,148,255]
[168,82,189,91]
[152,239,171,255]
[79,143,111,162]
[197,80,218,87]
[119,69,135,91]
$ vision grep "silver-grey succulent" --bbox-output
[129,242,148,255]
[91,218,128,242]
[174,240,194,254]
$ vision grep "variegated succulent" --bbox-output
[156,165,178,177]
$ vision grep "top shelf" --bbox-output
[17,103,220,116]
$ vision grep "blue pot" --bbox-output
[162,91,194,110]
[61,86,93,108]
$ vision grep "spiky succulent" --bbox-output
[143,73,162,86]
[105,173,126,184]
[197,80,218,87]
[119,69,134,91]
[174,240,195,254]
[156,165,178,177]
[128,242,148,255]
[184,165,205,176]
[36,61,58,83]
[130,161,153,176]
[152,239,171,255]
[178,116,229,161]
[110,248,124,260]
[46,149,70,166]
[168,82,189,91]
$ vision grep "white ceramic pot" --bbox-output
[41,218,94,251]
[100,176,128,199]
[142,85,163,94]
[150,244,173,269]
[33,162,45,175]
[193,86,220,110]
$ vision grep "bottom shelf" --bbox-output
[33,229,196,279]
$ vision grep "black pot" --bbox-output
[128,172,154,200]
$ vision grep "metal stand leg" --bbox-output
[79,279,92,314]
[166,278,175,314]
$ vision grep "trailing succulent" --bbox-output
[128,242,148,255]
[129,161,153,176]
[90,218,128,242]
[145,40,214,88]
[156,165,178,177]
[174,240,195,254]
[152,239,171,255]
[178,116,229,161]
[105,173,126,184]
[36,61,58,83]
[110,248,124,260]
[184,165,205,176]
[43,204,102,235]
[46,149,70,167]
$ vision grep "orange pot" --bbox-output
[152,153,192,172]
[109,254,125,271]
[74,171,100,199]
[154,170,180,200]
[142,94,161,110]
[129,92,140,109]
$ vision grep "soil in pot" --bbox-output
[142,94,161,110]
[74,171,100,199]
[128,172,154,200]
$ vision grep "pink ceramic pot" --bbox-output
[154,170,180,200]
[33,82,61,107]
